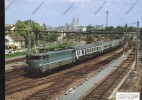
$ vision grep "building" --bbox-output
[5,24,15,31]
[72,17,79,27]
[5,34,25,50]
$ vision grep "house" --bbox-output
[5,34,25,50]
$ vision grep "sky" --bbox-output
[5,0,142,27]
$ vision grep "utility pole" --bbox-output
[106,11,109,41]
[106,11,109,28]
[135,21,139,71]
[86,26,91,44]
[28,19,32,53]
[43,23,46,46]
[123,35,125,57]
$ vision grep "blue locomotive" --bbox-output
[26,38,123,74]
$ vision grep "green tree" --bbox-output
[115,26,123,31]
[14,20,43,47]
[127,26,136,31]
[45,32,58,42]
[106,26,115,31]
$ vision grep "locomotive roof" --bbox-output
[28,49,74,56]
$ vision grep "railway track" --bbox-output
[5,56,25,64]
[5,42,133,99]
[82,49,135,100]
[5,50,123,96]
[5,65,26,78]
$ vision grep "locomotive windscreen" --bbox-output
[26,55,43,60]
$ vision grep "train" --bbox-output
[26,37,124,75]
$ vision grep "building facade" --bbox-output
[5,34,25,50]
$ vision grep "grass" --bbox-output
[5,49,36,59]
[5,51,26,59]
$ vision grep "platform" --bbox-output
[58,49,133,100]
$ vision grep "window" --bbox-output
[43,55,48,59]
[87,49,89,53]
[90,48,91,52]
[78,51,80,55]
[72,50,75,53]
[30,56,43,60]
[99,47,101,50]
[82,50,84,54]
[92,48,94,52]
[94,48,96,51]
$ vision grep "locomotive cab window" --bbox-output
[30,56,43,60]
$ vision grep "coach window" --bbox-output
[87,49,89,53]
[78,51,80,55]
[82,50,84,55]
[92,48,94,52]
[98,47,100,50]
[94,48,96,51]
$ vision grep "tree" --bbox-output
[115,26,123,31]
[106,26,115,31]
[45,32,58,42]
[14,20,43,47]
[127,26,136,31]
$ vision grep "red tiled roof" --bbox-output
[9,34,25,41]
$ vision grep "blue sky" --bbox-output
[5,0,142,27]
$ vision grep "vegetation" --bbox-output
[13,20,43,47]
[5,51,26,59]
[105,25,137,31]
[5,49,36,59]
[44,32,58,42]
[43,41,75,51]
